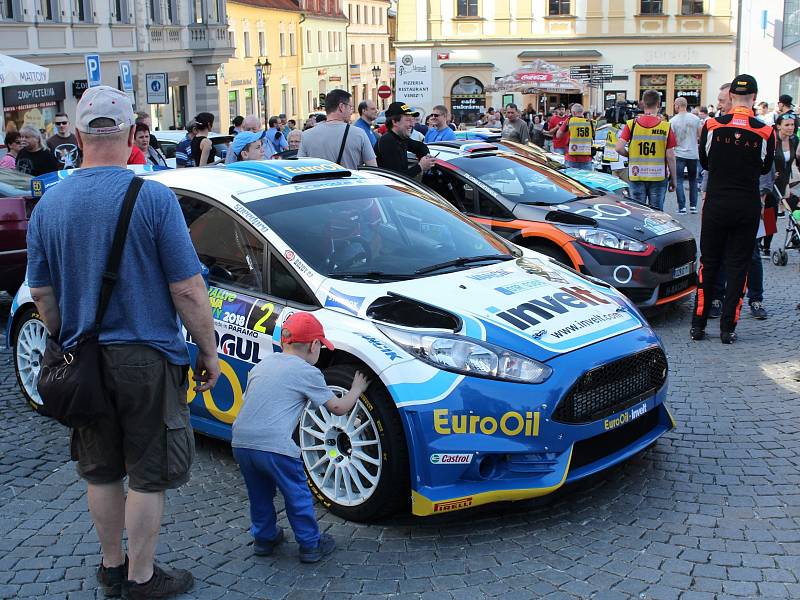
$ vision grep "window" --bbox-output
[356,4,360,22]
[149,0,160,23]
[785,0,800,48]
[351,44,356,64]
[780,67,800,104]
[280,32,286,56]
[269,253,315,305]
[681,0,703,14]
[371,44,375,63]
[208,0,219,23]
[639,0,663,15]
[281,86,288,114]
[245,88,254,116]
[39,0,55,20]
[379,7,383,24]
[318,30,323,52]
[193,0,202,23]
[75,0,91,22]
[548,0,570,15]
[372,6,376,23]
[228,91,239,124]
[112,0,128,23]
[258,31,266,56]
[306,30,312,52]
[338,32,343,52]
[456,0,478,17]
[422,169,476,214]
[244,31,251,57]
[167,0,177,23]
[179,197,265,293]
[380,44,385,62]
[289,32,296,55]
[308,90,313,113]
[1,0,16,19]
[361,44,366,63]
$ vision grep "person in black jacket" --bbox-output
[765,113,800,252]
[375,102,435,178]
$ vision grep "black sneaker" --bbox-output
[97,556,128,598]
[720,331,737,344]
[299,533,336,563]
[749,301,768,320]
[708,299,722,319]
[122,565,194,599]
[689,327,705,341]
[253,529,285,556]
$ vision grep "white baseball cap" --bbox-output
[76,86,135,135]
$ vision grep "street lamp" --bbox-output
[255,56,272,125]
[371,65,382,107]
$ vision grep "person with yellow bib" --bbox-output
[615,90,678,210]
[601,123,627,178]
[556,103,595,170]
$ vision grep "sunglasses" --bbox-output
[55,121,69,126]
[430,113,441,118]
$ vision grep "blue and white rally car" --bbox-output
[10,159,674,521]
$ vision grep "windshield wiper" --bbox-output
[570,194,599,201]
[331,271,413,281]
[415,254,514,275]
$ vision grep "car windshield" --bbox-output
[0,169,32,197]
[247,182,515,281]
[450,154,594,205]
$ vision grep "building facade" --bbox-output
[345,0,391,107]
[298,0,348,116]
[0,0,233,134]
[223,0,302,129]
[395,0,737,122]
[738,1,800,105]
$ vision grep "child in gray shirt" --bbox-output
[232,312,369,563]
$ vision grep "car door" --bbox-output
[175,192,317,438]
[420,165,478,215]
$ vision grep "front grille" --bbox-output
[618,287,654,304]
[570,409,661,470]
[651,239,697,274]
[659,273,697,299]
[552,347,668,424]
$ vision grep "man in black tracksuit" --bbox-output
[375,102,436,178]
[691,74,775,344]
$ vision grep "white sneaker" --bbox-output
[678,209,687,214]
[689,207,698,214]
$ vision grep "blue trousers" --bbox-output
[565,160,593,170]
[233,447,320,548]
[629,179,668,211]
[675,157,698,210]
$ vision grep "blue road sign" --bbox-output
[145,73,168,104]
[119,61,133,92]
[85,54,101,88]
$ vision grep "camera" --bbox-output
[605,101,642,125]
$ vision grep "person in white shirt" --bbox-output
[670,97,702,213]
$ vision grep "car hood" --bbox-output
[515,196,685,242]
[320,253,643,362]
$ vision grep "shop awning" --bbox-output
[440,62,495,69]
[518,50,602,59]
[631,64,711,70]
[0,54,49,87]
[486,59,584,94]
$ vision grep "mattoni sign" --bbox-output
[395,49,432,113]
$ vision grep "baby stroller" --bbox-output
[772,189,800,266]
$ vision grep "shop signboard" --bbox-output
[396,49,432,113]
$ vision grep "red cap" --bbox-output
[280,312,334,350]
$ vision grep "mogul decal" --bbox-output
[434,409,540,437]
[604,402,648,431]
[324,288,365,315]
[491,286,610,330]
[433,498,473,513]
[361,335,400,360]
[186,330,263,364]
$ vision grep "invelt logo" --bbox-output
[430,453,473,465]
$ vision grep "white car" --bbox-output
[10,159,673,521]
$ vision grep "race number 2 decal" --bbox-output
[246,301,279,334]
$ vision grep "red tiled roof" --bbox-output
[230,0,301,11]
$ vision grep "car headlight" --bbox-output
[557,226,650,252]
[376,325,552,384]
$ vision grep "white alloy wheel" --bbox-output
[300,386,382,507]
[15,312,47,406]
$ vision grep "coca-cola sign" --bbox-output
[517,72,553,82]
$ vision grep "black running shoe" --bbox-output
[122,565,194,599]
[254,529,285,556]
[299,533,336,563]
[720,331,737,344]
[689,327,705,341]
[97,556,128,598]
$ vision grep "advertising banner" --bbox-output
[396,49,432,115]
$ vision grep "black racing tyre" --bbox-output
[12,306,47,412]
[524,242,574,268]
[300,364,410,522]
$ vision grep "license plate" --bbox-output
[672,262,693,279]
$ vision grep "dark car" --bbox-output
[420,143,697,307]
[0,169,35,294]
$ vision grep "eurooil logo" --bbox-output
[433,409,540,437]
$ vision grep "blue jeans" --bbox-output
[552,147,565,155]
[675,157,698,210]
[233,447,320,548]
[565,160,593,170]
[628,179,668,211]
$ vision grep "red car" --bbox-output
[0,168,35,294]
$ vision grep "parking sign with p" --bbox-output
[85,54,101,88]
[119,61,133,93]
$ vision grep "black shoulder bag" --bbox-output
[37,176,144,428]
[336,123,350,166]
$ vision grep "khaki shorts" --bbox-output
[70,344,194,493]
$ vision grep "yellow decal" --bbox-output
[433,409,540,437]
[252,302,274,334]
[284,164,340,174]
[187,358,244,424]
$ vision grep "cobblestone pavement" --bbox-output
[1,193,800,600]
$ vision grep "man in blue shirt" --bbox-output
[265,116,288,156]
[424,105,457,143]
[26,86,219,599]
[175,121,195,167]
[354,100,379,147]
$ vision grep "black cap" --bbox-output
[779,94,794,106]
[385,102,420,118]
[729,74,758,96]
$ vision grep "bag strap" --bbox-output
[336,123,350,165]
[94,176,144,329]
